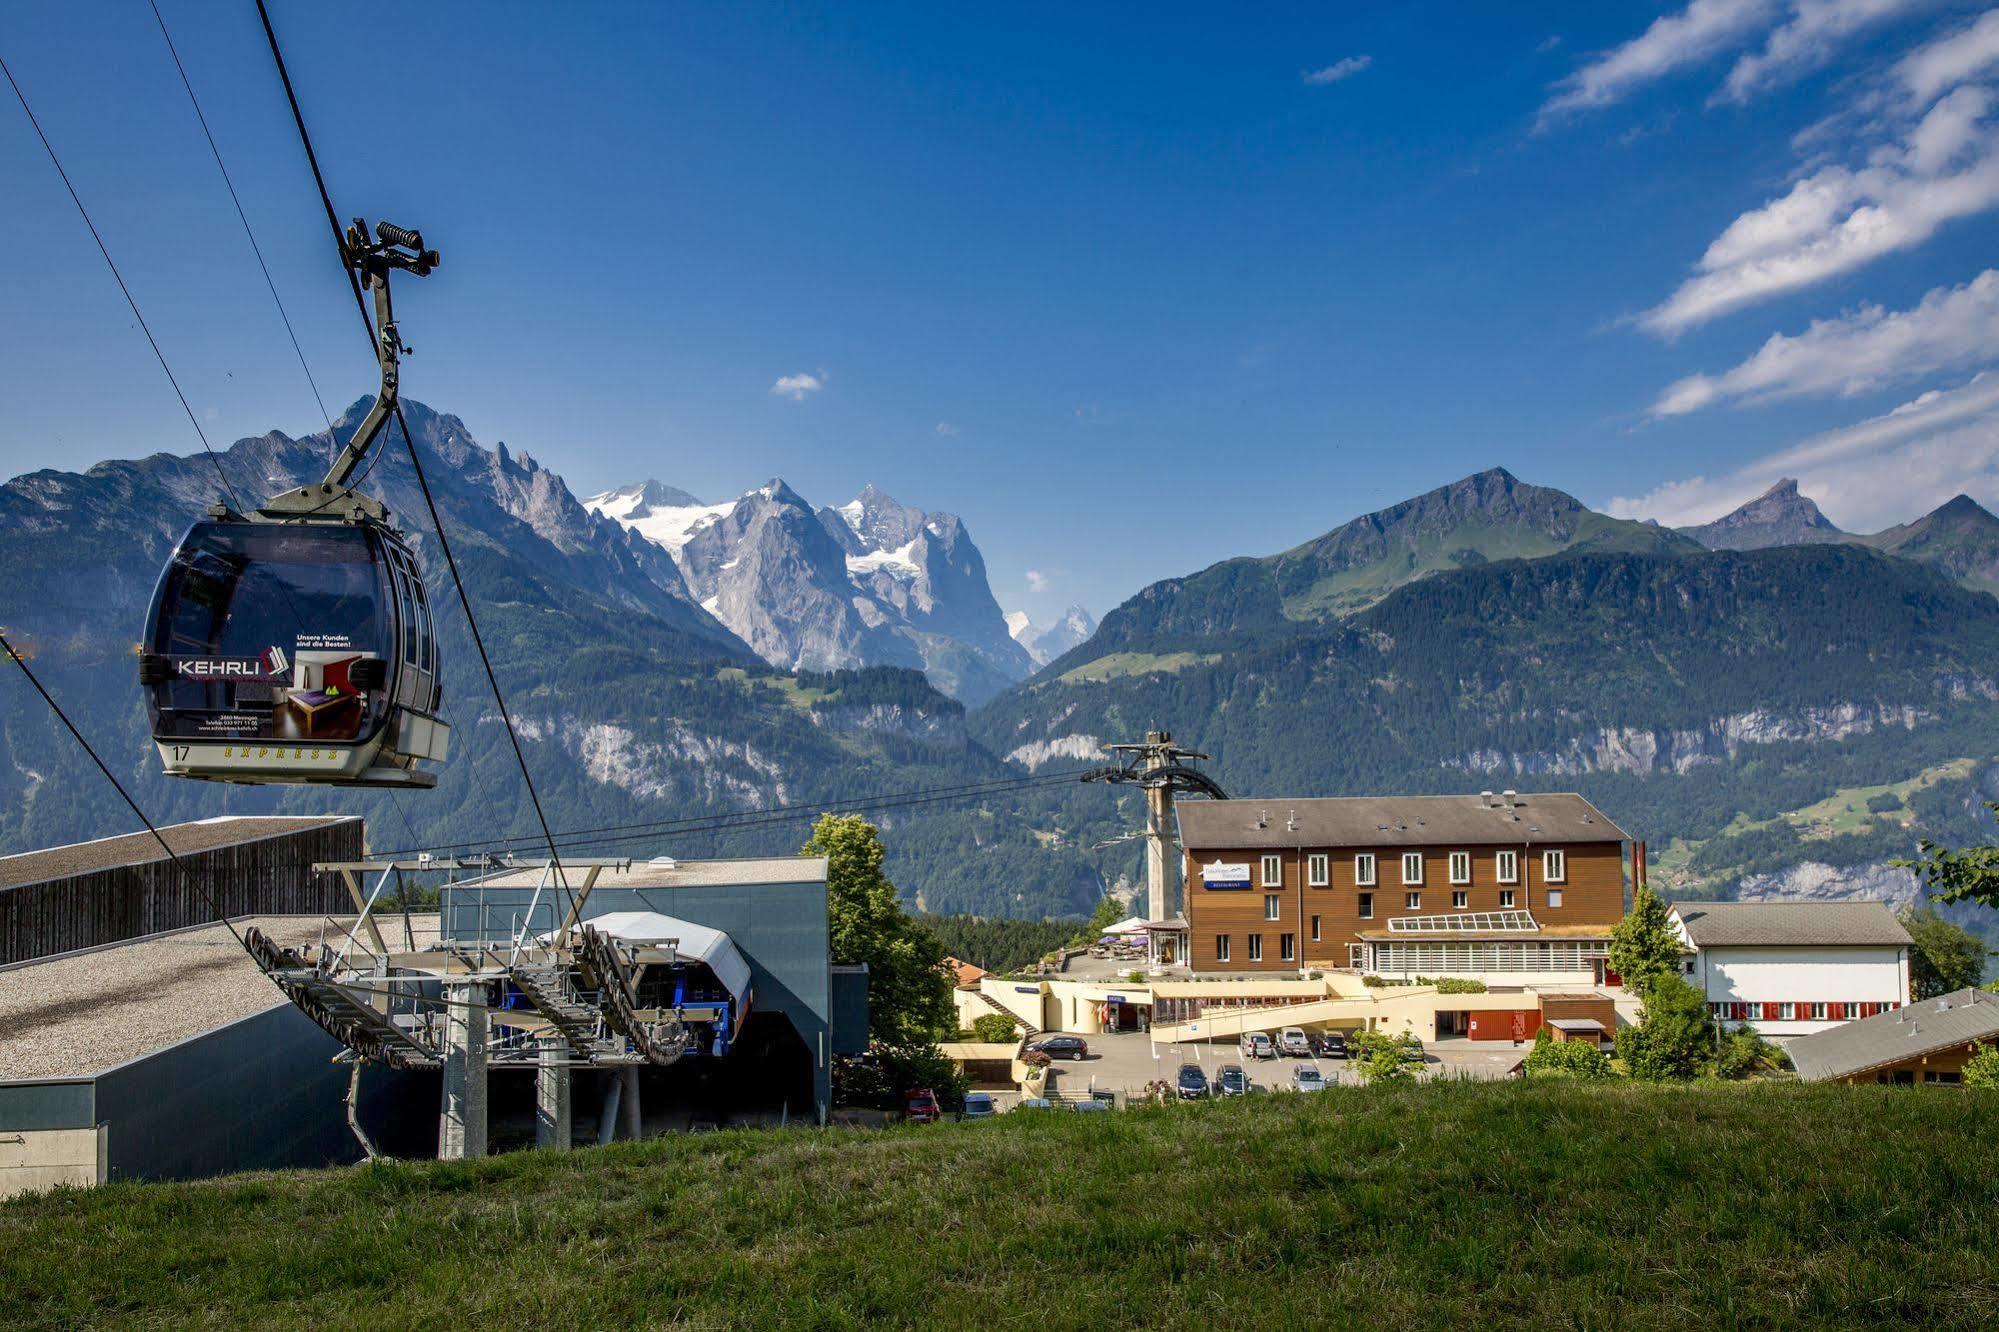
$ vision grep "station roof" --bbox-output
[1670,900,1912,948]
[0,816,356,892]
[470,855,827,891]
[557,910,752,1004]
[1177,793,1626,850]
[0,913,431,1081]
[1357,924,1613,943]
[1789,988,1999,1082]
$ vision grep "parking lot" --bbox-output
[1040,1030,1527,1100]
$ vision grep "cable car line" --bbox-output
[0,52,244,514]
[148,0,331,433]
[0,631,247,951]
[253,0,573,917]
[369,766,1100,862]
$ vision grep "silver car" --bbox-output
[1276,1027,1312,1057]
[1291,1064,1327,1092]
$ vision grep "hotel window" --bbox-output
[1307,853,1330,887]
[1779,1002,1795,1021]
[1810,1002,1827,1020]
[1261,854,1283,887]
[1405,891,1421,911]
[1358,892,1373,920]
[1543,849,1567,883]
[1498,889,1516,909]
[1496,850,1519,884]
[1401,852,1424,885]
[1280,932,1295,962]
[1354,853,1377,887]
[1216,934,1230,963]
[1264,894,1281,921]
[1449,851,1471,885]
[1452,890,1469,910]
[1310,914,1321,942]
[1248,933,1263,963]
[1546,889,1564,909]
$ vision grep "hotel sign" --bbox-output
[1201,860,1252,889]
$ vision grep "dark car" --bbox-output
[1400,1037,1427,1064]
[1176,1062,1209,1100]
[1030,1035,1089,1061]
[1315,1032,1349,1060]
[961,1092,997,1120]
[1215,1063,1249,1097]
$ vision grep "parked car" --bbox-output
[1176,1062,1209,1100]
[1216,1063,1249,1096]
[961,1092,997,1120]
[1029,1035,1089,1061]
[1072,1098,1113,1113]
[1292,1065,1327,1092]
[1277,1027,1312,1057]
[1016,1097,1054,1111]
[1400,1037,1427,1064]
[1239,1032,1275,1060]
[1315,1032,1349,1060]
[905,1088,943,1123]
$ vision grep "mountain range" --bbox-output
[1675,478,1999,596]
[583,479,1031,704]
[2,412,1995,937]
[1006,606,1098,667]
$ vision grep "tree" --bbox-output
[803,814,955,1045]
[1069,894,1125,949]
[1899,905,1987,999]
[1964,1043,1999,1089]
[966,1012,1020,1043]
[1607,881,1683,992]
[1348,1029,1418,1084]
[1616,973,1714,1081]
[1899,802,1999,909]
[1711,1027,1783,1080]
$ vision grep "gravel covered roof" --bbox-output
[0,816,357,892]
[1177,794,1626,850]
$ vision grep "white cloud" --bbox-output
[1302,55,1372,85]
[1652,268,1999,413]
[934,421,960,437]
[1538,0,1780,125]
[1899,7,1999,106]
[1716,0,1931,104]
[1025,569,1051,593]
[1642,85,1999,334]
[769,371,827,402]
[1609,371,1999,528]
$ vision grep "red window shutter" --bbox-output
[1762,1001,1781,1021]
[1860,1003,1876,1018]
[1735,1002,1751,1021]
[1828,1002,1844,1020]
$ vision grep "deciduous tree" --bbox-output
[1608,881,1683,992]
[1617,973,1714,1081]
[1899,905,1987,999]
[1900,802,1999,910]
[803,814,955,1045]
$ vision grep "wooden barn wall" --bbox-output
[0,822,361,964]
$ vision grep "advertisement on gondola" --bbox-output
[160,638,375,743]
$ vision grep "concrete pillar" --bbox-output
[619,1065,642,1141]
[535,1034,572,1151]
[438,980,488,1160]
[1145,782,1171,924]
[597,1072,623,1145]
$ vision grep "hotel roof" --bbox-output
[1176,793,1626,850]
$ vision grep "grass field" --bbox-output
[4,1082,1998,1329]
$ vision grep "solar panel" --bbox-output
[1386,910,1539,933]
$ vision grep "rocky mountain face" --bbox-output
[584,479,1032,704]
[1007,605,1098,666]
[1675,478,1850,551]
[1678,481,1999,597]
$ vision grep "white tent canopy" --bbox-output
[1102,916,1149,936]
[553,910,753,1005]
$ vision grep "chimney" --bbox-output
[1286,809,1299,833]
[1257,809,1269,829]
[1480,790,1494,807]
[1502,789,1518,809]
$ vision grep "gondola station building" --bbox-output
[1175,791,1632,985]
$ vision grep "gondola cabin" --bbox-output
[139,513,448,786]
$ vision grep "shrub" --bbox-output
[1524,1038,1613,1080]
[1618,973,1716,1082]
[1021,1049,1053,1069]
[1965,1042,1999,1088]
[1348,1029,1420,1084]
[1866,791,1905,814]
[1416,976,1488,994]
[1711,1027,1784,1080]
[967,1013,1020,1044]
[833,1042,969,1110]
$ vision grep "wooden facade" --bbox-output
[1181,838,1627,973]
[0,819,361,965]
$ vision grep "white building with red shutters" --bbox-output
[1668,901,1913,1041]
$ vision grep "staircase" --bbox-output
[973,988,1041,1038]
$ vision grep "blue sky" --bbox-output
[5,2,1997,625]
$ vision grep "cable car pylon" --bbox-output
[1080,731,1227,937]
[138,220,450,787]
